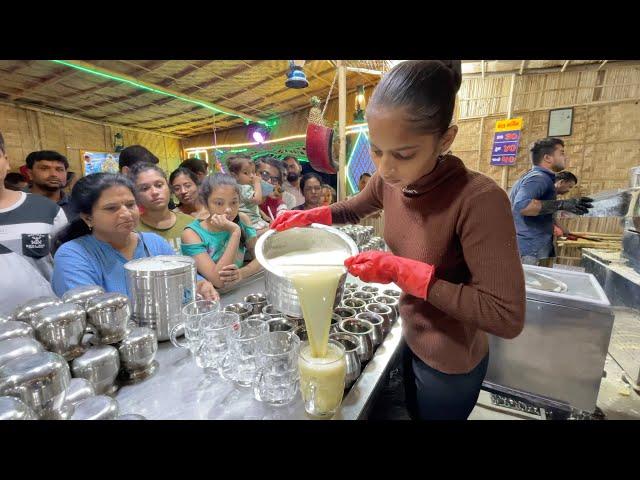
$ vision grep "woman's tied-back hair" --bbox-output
[368,60,462,135]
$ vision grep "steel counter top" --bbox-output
[115,272,404,420]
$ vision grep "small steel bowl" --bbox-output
[355,312,385,348]
[0,321,34,342]
[247,313,271,323]
[334,307,357,321]
[0,337,44,368]
[374,295,399,319]
[223,302,253,321]
[328,332,361,389]
[365,303,393,334]
[338,318,374,363]
[70,395,119,420]
[261,304,282,318]
[352,291,375,304]
[360,285,380,295]
[342,298,366,314]
[0,396,38,420]
[382,289,401,298]
[71,345,120,396]
[266,317,297,333]
[243,293,268,315]
[63,378,96,407]
[13,296,63,326]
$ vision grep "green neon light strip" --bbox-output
[346,131,365,193]
[51,60,268,127]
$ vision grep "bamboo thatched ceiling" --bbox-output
[0,60,392,138]
[0,60,616,138]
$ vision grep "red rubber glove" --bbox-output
[270,206,332,232]
[344,251,436,299]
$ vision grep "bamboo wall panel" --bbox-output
[1,102,183,175]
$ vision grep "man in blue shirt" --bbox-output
[509,138,593,266]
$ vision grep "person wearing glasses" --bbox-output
[255,157,291,221]
[292,173,324,211]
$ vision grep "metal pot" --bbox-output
[243,293,268,315]
[329,332,361,389]
[125,255,198,342]
[224,302,253,321]
[0,337,44,368]
[71,345,120,396]
[63,378,96,407]
[0,396,38,420]
[365,303,394,334]
[338,319,374,364]
[342,298,366,314]
[373,295,399,321]
[117,327,158,374]
[32,303,87,361]
[70,395,119,420]
[355,312,385,348]
[254,224,358,317]
[61,285,105,310]
[0,351,71,419]
[13,296,63,326]
[85,293,130,345]
[0,321,34,342]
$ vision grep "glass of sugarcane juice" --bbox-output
[298,339,346,417]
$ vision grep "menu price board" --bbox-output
[490,118,523,167]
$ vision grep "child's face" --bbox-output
[206,185,240,222]
[234,161,255,186]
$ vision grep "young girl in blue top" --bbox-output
[52,173,218,300]
[181,173,262,289]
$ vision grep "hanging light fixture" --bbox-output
[353,85,366,123]
[285,60,309,89]
[247,123,269,144]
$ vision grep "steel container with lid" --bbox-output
[255,224,358,317]
[13,296,63,326]
[61,285,105,310]
[0,337,44,368]
[32,303,87,361]
[0,321,35,342]
[124,255,197,342]
[0,351,71,419]
[85,293,130,345]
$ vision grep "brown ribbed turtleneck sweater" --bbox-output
[331,155,526,374]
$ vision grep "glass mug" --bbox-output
[253,331,300,406]
[200,312,242,374]
[298,339,347,418]
[218,319,268,386]
[169,299,221,368]
[169,300,220,368]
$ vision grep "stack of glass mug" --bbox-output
[169,298,350,417]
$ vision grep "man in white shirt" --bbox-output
[0,132,68,283]
[281,156,305,209]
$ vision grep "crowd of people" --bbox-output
[0,136,354,315]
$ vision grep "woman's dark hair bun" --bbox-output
[440,60,462,92]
